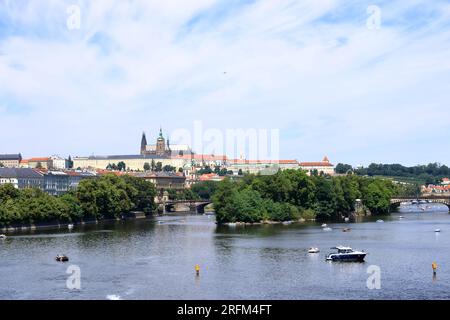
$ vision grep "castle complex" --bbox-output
[140,128,191,157]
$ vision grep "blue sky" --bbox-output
[1,0,450,166]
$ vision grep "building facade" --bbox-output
[132,172,186,190]
[43,171,70,196]
[0,168,44,189]
[27,157,52,169]
[0,154,22,168]
[73,155,186,172]
[299,156,335,176]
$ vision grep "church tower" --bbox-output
[156,127,166,156]
[140,132,147,155]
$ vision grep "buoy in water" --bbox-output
[195,264,200,276]
[432,262,438,275]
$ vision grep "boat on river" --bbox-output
[308,247,320,253]
[55,255,69,262]
[326,246,366,262]
[0,234,6,239]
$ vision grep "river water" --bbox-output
[1,204,449,300]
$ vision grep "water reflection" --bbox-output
[1,208,450,299]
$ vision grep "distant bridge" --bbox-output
[156,199,212,214]
[391,196,450,210]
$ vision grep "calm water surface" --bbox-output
[1,205,449,300]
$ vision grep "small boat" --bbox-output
[321,224,327,228]
[0,234,6,239]
[342,228,351,232]
[399,216,404,219]
[308,247,320,253]
[344,217,349,222]
[282,221,292,225]
[68,224,74,230]
[323,227,332,231]
[376,219,384,223]
[55,255,69,262]
[435,229,441,233]
[326,246,366,262]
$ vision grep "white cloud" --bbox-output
[0,0,449,166]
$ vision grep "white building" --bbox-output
[51,156,68,170]
[299,156,335,176]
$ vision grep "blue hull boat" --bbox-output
[326,246,366,262]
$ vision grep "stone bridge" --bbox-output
[390,196,450,210]
[156,199,212,214]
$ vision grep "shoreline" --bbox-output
[220,218,309,226]
[0,213,151,234]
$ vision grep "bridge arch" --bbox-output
[160,200,212,214]
[390,197,450,211]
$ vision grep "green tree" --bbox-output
[67,155,74,169]
[151,159,156,171]
[155,162,163,172]
[335,163,353,174]
[362,179,394,215]
[117,161,126,171]
[143,162,150,171]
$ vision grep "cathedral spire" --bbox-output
[159,126,163,138]
[140,131,147,155]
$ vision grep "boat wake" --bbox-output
[106,294,122,300]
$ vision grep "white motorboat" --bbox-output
[321,223,327,227]
[68,224,74,230]
[326,246,366,262]
[376,219,384,223]
[308,247,320,253]
[435,229,441,233]
[0,234,6,240]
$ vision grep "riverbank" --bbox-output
[0,211,151,234]
[221,218,308,226]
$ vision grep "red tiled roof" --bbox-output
[199,174,224,181]
[299,162,334,167]
[28,157,51,162]
[228,159,298,164]
[173,154,228,161]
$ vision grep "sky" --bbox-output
[1,0,450,167]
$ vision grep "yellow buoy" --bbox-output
[432,262,437,274]
[195,264,200,276]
